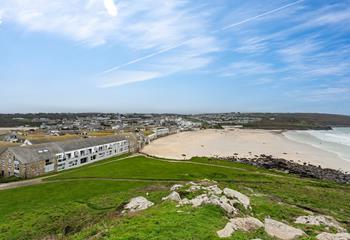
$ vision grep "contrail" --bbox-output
[101,0,304,75]
[101,41,191,74]
[217,0,304,32]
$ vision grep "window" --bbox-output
[80,157,88,164]
[14,161,20,170]
[45,159,51,166]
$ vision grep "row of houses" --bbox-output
[0,136,129,179]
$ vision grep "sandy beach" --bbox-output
[142,129,350,172]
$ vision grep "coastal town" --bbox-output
[1,112,350,181]
[1,112,350,240]
[2,0,350,239]
[0,113,203,179]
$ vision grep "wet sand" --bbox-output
[142,129,350,172]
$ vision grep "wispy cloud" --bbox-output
[288,87,350,102]
[219,0,350,92]
[101,0,304,76]
[221,61,278,77]
[98,70,161,88]
[103,0,118,17]
[0,0,221,86]
[2,0,350,103]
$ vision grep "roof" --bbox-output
[0,147,7,155]
[7,136,127,164]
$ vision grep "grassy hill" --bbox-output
[0,155,349,239]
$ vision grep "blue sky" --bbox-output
[1,0,350,114]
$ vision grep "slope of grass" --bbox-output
[0,155,349,239]
[0,181,153,240]
[51,156,277,182]
[70,203,274,240]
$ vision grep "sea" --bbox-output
[283,127,350,162]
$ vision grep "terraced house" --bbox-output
[0,136,129,178]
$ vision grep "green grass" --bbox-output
[0,154,349,239]
[51,156,278,182]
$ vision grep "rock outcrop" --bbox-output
[217,222,235,238]
[231,217,264,232]
[221,155,350,184]
[217,217,264,238]
[123,196,154,213]
[170,184,183,191]
[316,232,350,240]
[162,191,181,202]
[223,188,250,209]
[178,189,238,216]
[295,215,346,233]
[264,218,305,240]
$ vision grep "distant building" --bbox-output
[154,127,170,137]
[0,136,129,179]
[2,132,25,143]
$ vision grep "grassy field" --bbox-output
[0,155,349,239]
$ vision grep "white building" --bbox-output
[1,136,129,178]
[154,127,170,137]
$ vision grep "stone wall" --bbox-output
[24,160,46,178]
[0,150,45,179]
[0,150,15,178]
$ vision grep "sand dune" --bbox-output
[142,129,350,172]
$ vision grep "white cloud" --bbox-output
[221,61,278,77]
[98,70,161,88]
[0,0,212,48]
[103,0,118,17]
[99,35,225,88]
[0,0,220,87]
[304,6,350,28]
[288,87,350,101]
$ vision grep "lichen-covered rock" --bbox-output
[162,191,181,202]
[217,222,235,238]
[179,197,190,205]
[223,188,250,209]
[217,217,263,238]
[205,185,223,195]
[123,196,154,213]
[231,217,264,232]
[264,218,305,240]
[316,232,350,240]
[295,215,346,232]
[187,185,202,192]
[189,194,209,207]
[170,184,183,191]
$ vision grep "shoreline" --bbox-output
[142,129,350,172]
